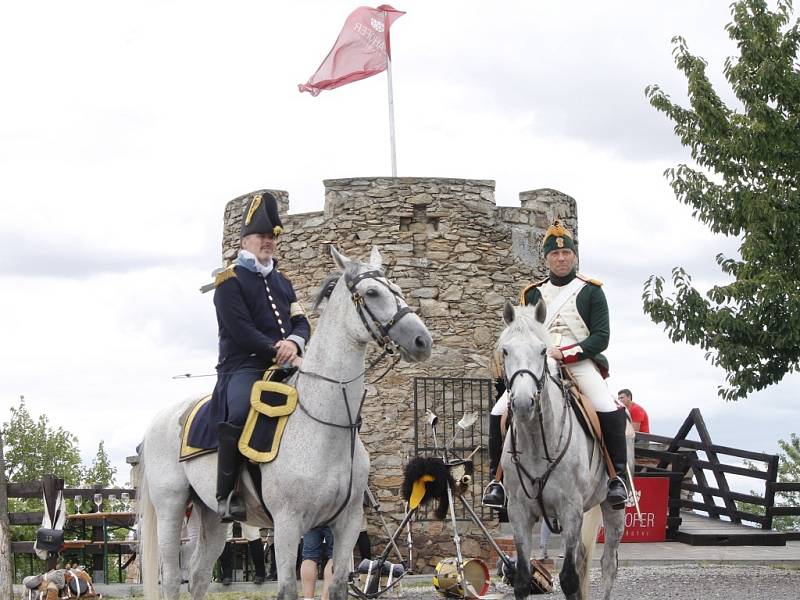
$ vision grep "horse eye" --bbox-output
[365,288,378,297]
[540,348,547,356]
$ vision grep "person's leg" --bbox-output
[218,542,233,585]
[267,542,277,580]
[241,523,265,583]
[568,361,628,509]
[482,392,508,507]
[301,528,325,599]
[300,559,319,598]
[320,559,334,600]
[217,370,261,521]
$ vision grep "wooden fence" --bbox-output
[636,408,800,543]
[3,474,138,583]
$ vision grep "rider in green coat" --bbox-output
[483,220,629,510]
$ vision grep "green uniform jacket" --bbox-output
[521,271,610,377]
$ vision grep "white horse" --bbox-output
[498,301,625,600]
[137,246,432,600]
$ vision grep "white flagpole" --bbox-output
[386,57,398,177]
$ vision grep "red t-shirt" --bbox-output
[628,402,650,433]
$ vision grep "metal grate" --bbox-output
[412,377,494,521]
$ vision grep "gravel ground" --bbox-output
[395,565,800,600]
[96,565,800,599]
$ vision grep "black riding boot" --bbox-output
[248,539,266,584]
[598,408,629,510]
[482,413,506,508]
[217,422,247,522]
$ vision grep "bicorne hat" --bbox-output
[240,191,283,238]
[541,219,575,256]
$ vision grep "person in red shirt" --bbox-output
[617,389,650,434]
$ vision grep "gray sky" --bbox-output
[1,1,796,488]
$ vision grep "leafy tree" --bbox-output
[82,440,117,488]
[739,433,800,531]
[643,0,800,400]
[3,399,83,486]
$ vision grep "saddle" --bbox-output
[179,368,298,463]
[559,366,616,479]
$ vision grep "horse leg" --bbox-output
[188,503,229,600]
[557,505,586,600]
[598,501,624,600]
[507,502,537,600]
[579,505,603,599]
[329,507,363,600]
[154,490,190,600]
[273,514,302,600]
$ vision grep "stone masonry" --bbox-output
[219,177,577,572]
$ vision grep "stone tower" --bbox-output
[221,177,577,570]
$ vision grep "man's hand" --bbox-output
[547,346,564,361]
[274,339,299,365]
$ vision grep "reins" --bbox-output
[506,359,573,534]
[293,268,410,527]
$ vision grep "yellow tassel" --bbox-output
[244,194,263,226]
[214,267,237,287]
[273,225,283,236]
[542,219,573,247]
[409,474,434,509]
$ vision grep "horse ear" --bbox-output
[535,299,547,324]
[503,300,516,325]
[369,246,383,270]
[330,245,349,270]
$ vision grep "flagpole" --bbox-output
[386,57,398,177]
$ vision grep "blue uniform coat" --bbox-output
[188,262,311,449]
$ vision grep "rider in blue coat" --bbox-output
[192,191,310,522]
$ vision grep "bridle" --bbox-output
[294,268,414,527]
[346,269,415,353]
[504,350,573,534]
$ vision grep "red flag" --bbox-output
[298,5,405,96]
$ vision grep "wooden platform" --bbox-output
[671,512,787,546]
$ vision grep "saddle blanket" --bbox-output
[180,374,298,463]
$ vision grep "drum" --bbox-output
[432,557,490,598]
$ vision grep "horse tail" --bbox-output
[580,504,603,599]
[136,446,160,600]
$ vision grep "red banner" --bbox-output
[597,476,669,543]
[298,5,405,96]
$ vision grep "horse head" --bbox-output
[315,245,433,362]
[498,300,552,421]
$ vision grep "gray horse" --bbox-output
[137,246,432,600]
[497,301,625,600]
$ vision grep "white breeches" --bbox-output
[491,359,617,416]
[565,359,617,413]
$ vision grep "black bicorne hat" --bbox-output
[240,191,284,238]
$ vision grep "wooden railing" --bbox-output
[636,408,800,535]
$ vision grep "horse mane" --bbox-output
[310,261,366,312]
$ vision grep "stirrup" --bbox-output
[607,476,630,510]
[482,480,507,509]
[218,491,247,522]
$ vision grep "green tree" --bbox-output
[643,0,800,400]
[82,440,117,488]
[3,399,83,486]
[739,433,800,531]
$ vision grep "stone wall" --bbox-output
[220,177,577,572]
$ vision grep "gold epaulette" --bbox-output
[577,273,603,286]
[519,276,549,305]
[214,266,237,287]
